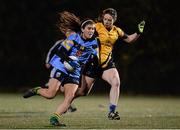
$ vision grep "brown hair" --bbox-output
[97,8,117,22]
[57,11,81,34]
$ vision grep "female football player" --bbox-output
[74,8,145,120]
[23,11,99,126]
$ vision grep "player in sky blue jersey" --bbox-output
[23,11,99,126]
[49,33,98,79]
[45,39,63,69]
[44,39,78,112]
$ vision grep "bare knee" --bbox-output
[105,75,120,89]
[111,78,120,89]
[45,78,60,99]
[45,89,57,99]
[76,87,89,97]
[77,91,86,96]
[102,68,121,89]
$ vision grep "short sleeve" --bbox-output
[116,27,125,38]
[61,33,77,51]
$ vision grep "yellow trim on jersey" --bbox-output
[62,40,74,51]
[95,22,124,65]
[101,52,112,68]
[95,48,99,59]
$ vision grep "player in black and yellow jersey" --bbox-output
[75,8,145,120]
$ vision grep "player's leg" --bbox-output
[75,75,95,96]
[61,75,95,113]
[64,65,97,112]
[76,59,98,97]
[36,78,60,99]
[23,78,60,99]
[23,68,62,99]
[102,68,121,120]
[50,83,78,126]
[60,83,77,113]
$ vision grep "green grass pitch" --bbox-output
[0,93,180,129]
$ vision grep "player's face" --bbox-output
[81,24,95,39]
[103,13,114,29]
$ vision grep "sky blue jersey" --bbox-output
[49,33,99,79]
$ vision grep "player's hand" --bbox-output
[45,63,51,69]
[138,20,145,34]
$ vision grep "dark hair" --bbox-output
[80,19,95,29]
[57,11,81,34]
[97,8,117,22]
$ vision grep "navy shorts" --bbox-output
[50,68,80,86]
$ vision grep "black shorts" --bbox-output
[50,68,67,82]
[101,57,116,71]
[83,58,116,78]
[82,62,99,78]
[61,76,80,86]
[50,68,80,86]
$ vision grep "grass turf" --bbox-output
[0,93,180,129]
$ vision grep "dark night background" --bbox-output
[0,0,179,95]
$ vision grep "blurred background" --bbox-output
[0,0,179,95]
